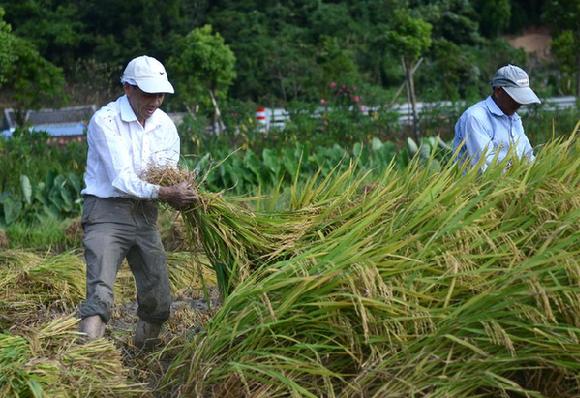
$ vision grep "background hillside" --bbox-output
[0,0,578,116]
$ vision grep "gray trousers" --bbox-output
[78,195,171,324]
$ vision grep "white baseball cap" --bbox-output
[121,55,174,94]
[490,64,540,105]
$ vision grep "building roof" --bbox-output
[1,106,188,137]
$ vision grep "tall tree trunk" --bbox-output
[389,58,423,107]
[403,57,420,143]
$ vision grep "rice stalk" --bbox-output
[0,251,85,330]
[143,166,322,296]
[0,316,147,397]
[113,252,215,303]
[161,135,579,397]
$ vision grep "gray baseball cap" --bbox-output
[490,64,540,105]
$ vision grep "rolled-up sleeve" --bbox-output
[88,114,159,199]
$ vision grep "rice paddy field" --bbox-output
[1,127,579,397]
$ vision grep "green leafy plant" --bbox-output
[0,172,82,227]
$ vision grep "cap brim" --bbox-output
[136,78,174,94]
[503,86,540,105]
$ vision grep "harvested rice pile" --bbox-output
[0,249,214,329]
[144,166,323,295]
[159,134,580,397]
[0,251,85,330]
[0,229,8,249]
[0,249,212,396]
[1,130,577,397]
[113,252,216,304]
[0,317,145,397]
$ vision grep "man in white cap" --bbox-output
[78,55,197,350]
[453,64,541,171]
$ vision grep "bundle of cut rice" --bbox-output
[161,133,580,397]
[0,251,84,330]
[143,166,321,295]
[0,316,146,397]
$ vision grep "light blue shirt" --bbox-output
[453,96,535,171]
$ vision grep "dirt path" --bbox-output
[107,288,222,397]
[505,28,552,60]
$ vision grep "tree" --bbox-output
[508,0,545,34]
[206,9,270,101]
[429,40,479,101]
[308,2,359,43]
[263,26,322,103]
[318,36,360,89]
[168,25,236,133]
[474,0,511,38]
[0,0,84,67]
[544,0,580,96]
[407,1,484,101]
[386,9,432,142]
[0,1,564,107]
[208,5,324,104]
[552,31,577,95]
[0,6,65,124]
[0,7,16,86]
[417,0,482,46]
[3,38,66,124]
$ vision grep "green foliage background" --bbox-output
[0,0,577,112]
[0,0,578,232]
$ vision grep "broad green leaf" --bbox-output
[44,203,60,219]
[67,172,82,193]
[262,148,281,175]
[60,187,74,211]
[20,175,32,205]
[352,142,363,157]
[53,174,66,189]
[48,188,64,210]
[3,196,22,225]
[34,182,48,206]
[419,143,432,159]
[45,170,57,190]
[244,150,261,179]
[407,137,418,154]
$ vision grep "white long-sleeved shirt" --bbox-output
[453,96,535,171]
[81,95,180,199]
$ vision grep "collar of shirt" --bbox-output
[119,95,162,131]
[484,96,521,121]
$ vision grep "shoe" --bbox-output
[79,315,106,340]
[134,320,162,351]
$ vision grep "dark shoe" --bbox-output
[79,315,106,340]
[134,320,162,351]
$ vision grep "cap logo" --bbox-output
[516,78,528,85]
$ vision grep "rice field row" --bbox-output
[1,130,578,397]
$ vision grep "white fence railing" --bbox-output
[257,96,578,131]
[1,97,577,136]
